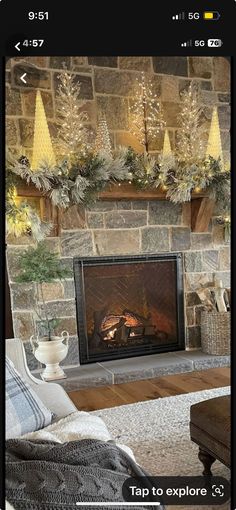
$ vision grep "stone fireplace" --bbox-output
[5,56,230,372]
[6,197,230,371]
[74,253,185,363]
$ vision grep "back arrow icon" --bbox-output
[20,73,27,84]
[15,42,21,52]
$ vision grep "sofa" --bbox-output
[5,338,121,442]
[5,338,138,510]
[6,338,77,418]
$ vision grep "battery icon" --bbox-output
[207,39,223,47]
[203,11,220,20]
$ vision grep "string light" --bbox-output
[56,72,89,157]
[176,83,204,165]
[12,187,18,200]
[94,114,112,156]
[129,72,165,153]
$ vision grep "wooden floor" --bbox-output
[68,367,230,412]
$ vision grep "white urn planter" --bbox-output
[30,331,69,381]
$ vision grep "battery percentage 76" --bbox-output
[207,39,223,46]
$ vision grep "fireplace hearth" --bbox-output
[74,254,185,364]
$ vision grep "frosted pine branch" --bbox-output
[176,83,205,165]
[56,72,90,156]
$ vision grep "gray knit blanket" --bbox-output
[6,438,163,509]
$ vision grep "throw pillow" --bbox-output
[6,501,16,510]
[6,356,53,439]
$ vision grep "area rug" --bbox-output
[92,387,231,509]
[92,387,230,477]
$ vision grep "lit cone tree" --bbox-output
[176,83,204,165]
[159,129,175,179]
[162,129,172,157]
[206,106,224,169]
[32,90,56,170]
[94,114,112,157]
[56,72,89,157]
[129,72,165,153]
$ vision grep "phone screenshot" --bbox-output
[1,2,234,509]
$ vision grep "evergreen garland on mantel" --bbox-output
[5,76,230,240]
[6,147,230,240]
[7,146,230,209]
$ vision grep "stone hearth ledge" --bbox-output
[34,350,230,391]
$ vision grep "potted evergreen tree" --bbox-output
[16,242,72,380]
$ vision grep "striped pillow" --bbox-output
[5,357,53,439]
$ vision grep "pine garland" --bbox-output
[6,147,230,242]
[6,81,230,240]
[6,148,132,212]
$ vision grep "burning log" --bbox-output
[122,309,151,327]
[100,309,151,334]
[115,325,129,343]
[100,315,126,332]
[92,308,156,346]
[101,317,126,340]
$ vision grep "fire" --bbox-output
[104,328,117,341]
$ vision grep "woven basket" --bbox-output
[201,310,231,355]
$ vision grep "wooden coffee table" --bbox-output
[190,395,230,475]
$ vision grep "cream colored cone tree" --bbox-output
[162,129,172,157]
[206,106,224,169]
[32,90,56,170]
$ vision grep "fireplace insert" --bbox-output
[73,253,185,364]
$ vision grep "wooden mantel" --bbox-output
[98,184,215,232]
[98,183,206,200]
[16,182,215,233]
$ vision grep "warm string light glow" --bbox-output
[56,72,89,157]
[7,204,31,236]
[12,187,18,200]
[206,106,224,170]
[129,72,165,153]
[31,90,56,170]
[94,114,112,156]
[176,83,204,165]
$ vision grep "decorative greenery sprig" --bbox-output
[16,242,72,340]
[6,154,52,240]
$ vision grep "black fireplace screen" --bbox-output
[73,254,185,364]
